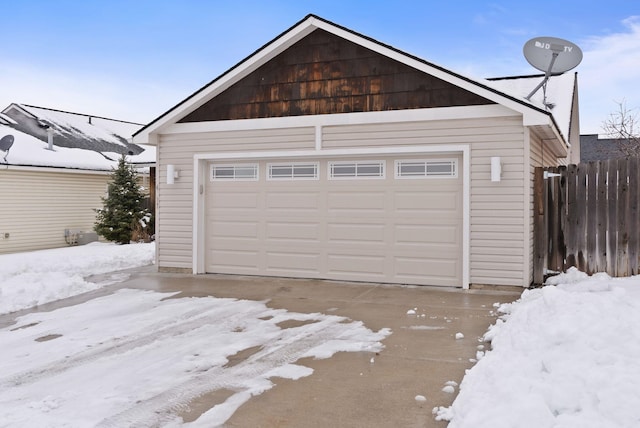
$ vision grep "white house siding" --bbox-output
[157,114,529,287]
[469,120,527,287]
[156,127,316,270]
[0,168,110,254]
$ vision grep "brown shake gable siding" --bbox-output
[178,29,495,122]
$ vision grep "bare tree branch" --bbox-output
[602,99,640,158]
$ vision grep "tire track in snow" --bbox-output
[96,317,374,428]
[0,301,272,388]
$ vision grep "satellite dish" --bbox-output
[523,37,583,74]
[523,36,583,101]
[0,134,14,162]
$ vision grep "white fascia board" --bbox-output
[522,108,554,127]
[525,109,568,150]
[163,104,518,135]
[195,144,468,162]
[134,21,318,145]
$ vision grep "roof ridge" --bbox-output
[487,73,564,81]
[20,104,144,126]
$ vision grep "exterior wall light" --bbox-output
[491,157,502,182]
[167,164,179,184]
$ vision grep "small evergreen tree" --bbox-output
[94,155,151,244]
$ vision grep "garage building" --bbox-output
[133,15,579,288]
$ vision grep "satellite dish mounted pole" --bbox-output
[525,49,560,101]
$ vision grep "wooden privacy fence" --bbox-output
[534,158,640,284]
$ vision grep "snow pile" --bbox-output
[434,267,640,427]
[0,242,154,315]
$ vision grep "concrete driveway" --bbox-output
[0,270,520,427]
[130,271,520,427]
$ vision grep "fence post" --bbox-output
[596,161,608,273]
[607,159,619,276]
[617,159,629,276]
[586,162,598,273]
[548,167,561,271]
[565,164,578,270]
[533,167,546,285]
[629,158,640,275]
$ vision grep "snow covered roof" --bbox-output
[485,73,577,143]
[0,104,155,171]
[0,123,155,171]
[2,104,146,155]
[0,113,16,125]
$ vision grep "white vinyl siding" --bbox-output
[157,111,531,286]
[0,169,111,254]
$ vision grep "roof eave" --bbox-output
[133,14,555,145]
[133,15,320,144]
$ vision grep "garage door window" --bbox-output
[268,162,319,180]
[329,161,385,180]
[211,164,258,181]
[395,159,457,179]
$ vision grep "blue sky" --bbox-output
[1,0,639,134]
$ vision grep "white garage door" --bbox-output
[205,155,462,286]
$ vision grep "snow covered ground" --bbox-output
[0,242,155,315]
[0,243,389,426]
[435,268,640,428]
[2,244,639,426]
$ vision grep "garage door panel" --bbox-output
[327,191,386,212]
[266,221,320,241]
[327,223,386,244]
[209,249,260,272]
[210,220,259,238]
[211,192,259,209]
[206,155,462,287]
[395,224,460,245]
[267,192,320,210]
[266,251,320,274]
[395,191,460,213]
[394,256,459,281]
[327,253,387,277]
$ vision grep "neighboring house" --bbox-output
[2,104,144,156]
[0,106,155,254]
[133,14,579,288]
[580,134,631,161]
